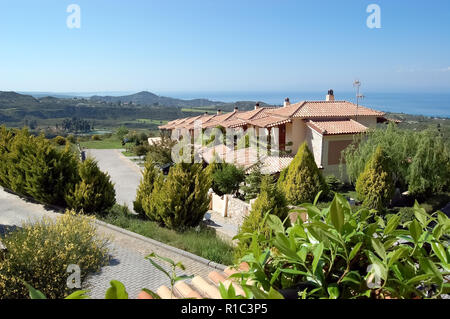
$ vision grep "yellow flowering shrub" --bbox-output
[0,210,110,299]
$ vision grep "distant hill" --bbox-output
[90,91,228,108]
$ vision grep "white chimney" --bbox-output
[326,89,335,101]
[234,106,239,112]
[217,109,222,115]
[254,102,260,110]
[283,98,290,107]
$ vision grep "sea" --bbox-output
[163,91,450,118]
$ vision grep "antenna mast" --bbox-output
[353,80,364,121]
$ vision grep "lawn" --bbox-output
[79,135,124,149]
[100,205,235,265]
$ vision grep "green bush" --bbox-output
[66,158,116,214]
[151,163,211,230]
[325,175,343,192]
[91,135,102,141]
[66,134,76,144]
[0,127,80,206]
[53,136,66,145]
[279,142,328,205]
[234,175,289,261]
[0,211,110,299]
[211,163,245,196]
[344,123,450,197]
[356,146,395,211]
[233,194,450,299]
[241,161,263,201]
[134,159,161,219]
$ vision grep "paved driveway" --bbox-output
[86,149,143,211]
[0,186,219,298]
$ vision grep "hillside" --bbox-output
[90,91,228,108]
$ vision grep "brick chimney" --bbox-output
[326,89,335,101]
[284,98,290,107]
[217,109,222,115]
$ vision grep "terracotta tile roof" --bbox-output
[138,263,252,300]
[292,101,385,118]
[306,119,368,135]
[247,115,291,128]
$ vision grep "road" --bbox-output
[86,149,143,211]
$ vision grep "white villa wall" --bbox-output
[305,125,324,168]
[321,134,355,181]
[290,118,306,154]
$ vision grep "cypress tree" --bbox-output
[66,158,116,214]
[134,159,161,219]
[153,163,212,229]
[356,146,395,211]
[279,142,328,205]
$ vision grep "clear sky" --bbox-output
[0,0,449,93]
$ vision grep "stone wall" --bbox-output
[209,192,254,227]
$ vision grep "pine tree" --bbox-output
[153,163,212,229]
[356,146,395,211]
[279,142,328,205]
[234,175,289,261]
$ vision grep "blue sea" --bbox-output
[161,91,450,118]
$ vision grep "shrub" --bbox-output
[325,175,343,192]
[133,159,161,219]
[53,136,66,146]
[134,144,150,157]
[0,128,80,206]
[115,126,129,141]
[233,194,450,299]
[343,123,450,197]
[241,161,263,201]
[66,158,116,214]
[66,134,76,144]
[234,175,289,261]
[91,135,102,141]
[0,211,110,299]
[279,142,328,205]
[152,163,211,229]
[211,163,245,196]
[356,146,395,211]
[146,131,177,167]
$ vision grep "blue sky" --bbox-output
[0,0,449,93]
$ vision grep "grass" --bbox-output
[99,205,235,265]
[79,135,124,149]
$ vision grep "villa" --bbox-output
[159,90,390,177]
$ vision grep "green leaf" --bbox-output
[279,268,309,276]
[146,256,171,279]
[327,284,340,299]
[65,290,90,299]
[384,215,401,234]
[419,258,443,284]
[371,238,387,261]
[312,243,324,273]
[313,191,323,206]
[105,280,129,299]
[23,282,47,299]
[349,242,363,261]
[141,288,161,299]
[387,246,409,267]
[413,201,430,227]
[329,197,345,233]
[266,214,284,234]
[431,242,448,264]
[409,220,422,243]
[367,251,388,281]
[267,287,284,299]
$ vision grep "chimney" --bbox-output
[326,89,335,101]
[217,109,222,115]
[234,106,239,112]
[283,98,290,108]
[254,102,260,110]
[204,111,208,115]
